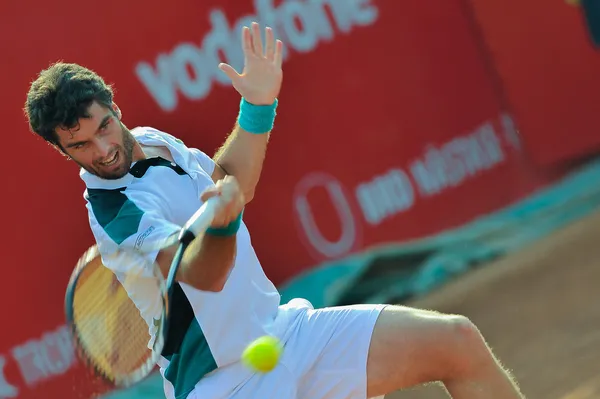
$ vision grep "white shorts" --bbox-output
[187,300,386,399]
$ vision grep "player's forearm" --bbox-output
[158,235,236,292]
[182,234,236,292]
[213,123,269,203]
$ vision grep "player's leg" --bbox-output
[366,305,525,398]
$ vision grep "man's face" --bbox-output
[56,101,135,180]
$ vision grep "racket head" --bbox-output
[65,245,168,387]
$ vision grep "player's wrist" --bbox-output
[206,209,244,237]
[237,98,278,134]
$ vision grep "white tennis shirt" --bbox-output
[81,127,294,399]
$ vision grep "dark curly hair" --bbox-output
[24,62,114,146]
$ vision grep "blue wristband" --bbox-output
[237,98,278,134]
[206,210,244,237]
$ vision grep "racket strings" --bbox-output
[72,259,155,380]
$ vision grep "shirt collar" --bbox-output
[80,167,134,189]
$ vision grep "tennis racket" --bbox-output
[65,197,220,387]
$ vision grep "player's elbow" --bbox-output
[208,261,233,292]
[207,276,227,292]
[184,259,233,292]
[186,273,227,292]
[179,235,236,292]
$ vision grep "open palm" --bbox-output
[219,22,283,106]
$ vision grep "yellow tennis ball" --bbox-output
[241,335,282,373]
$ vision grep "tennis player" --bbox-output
[24,22,524,399]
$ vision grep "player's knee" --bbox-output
[448,315,481,343]
[443,315,491,374]
[428,314,477,352]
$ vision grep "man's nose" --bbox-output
[95,138,111,158]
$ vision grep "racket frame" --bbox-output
[65,245,166,387]
[65,197,220,387]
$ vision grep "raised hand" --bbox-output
[218,22,283,106]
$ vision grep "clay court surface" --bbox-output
[386,210,600,399]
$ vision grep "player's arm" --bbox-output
[156,175,243,292]
[157,235,236,292]
[211,124,270,203]
[212,22,283,203]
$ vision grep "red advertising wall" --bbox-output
[466,0,600,167]
[0,0,589,397]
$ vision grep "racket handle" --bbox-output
[180,197,221,240]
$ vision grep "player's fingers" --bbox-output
[218,63,241,84]
[241,26,253,57]
[222,174,237,183]
[212,198,242,228]
[200,187,220,202]
[274,40,284,69]
[265,27,275,61]
[220,175,240,192]
[219,176,242,199]
[210,215,227,228]
[221,208,234,226]
[251,22,264,56]
[213,201,235,227]
[223,179,243,201]
[221,187,243,217]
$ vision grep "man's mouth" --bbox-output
[100,151,119,166]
